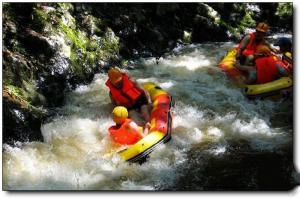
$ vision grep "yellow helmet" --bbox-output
[108,68,123,85]
[256,22,269,33]
[285,52,292,59]
[112,106,128,124]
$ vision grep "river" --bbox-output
[3,41,295,190]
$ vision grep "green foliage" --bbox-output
[276,3,293,18]
[121,59,129,67]
[240,12,256,28]
[275,3,293,30]
[2,3,15,21]
[233,3,247,13]
[57,3,74,12]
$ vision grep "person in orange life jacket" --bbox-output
[108,106,151,145]
[235,45,291,84]
[236,22,273,66]
[105,67,151,124]
[274,37,293,75]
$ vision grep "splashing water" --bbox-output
[3,42,294,190]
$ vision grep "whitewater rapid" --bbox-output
[3,42,293,190]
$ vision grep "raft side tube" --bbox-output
[119,105,173,163]
[245,77,292,96]
[119,131,165,161]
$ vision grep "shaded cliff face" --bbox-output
[90,2,292,58]
[2,3,121,143]
[2,2,293,144]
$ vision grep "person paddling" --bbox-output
[274,37,293,75]
[105,67,151,124]
[236,22,271,66]
[108,106,150,145]
[235,45,291,84]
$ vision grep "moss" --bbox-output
[102,37,120,54]
[69,49,85,76]
[102,28,120,54]
[5,85,24,99]
[59,21,89,76]
[32,7,50,31]
[22,3,120,80]
[4,84,47,119]
[60,23,88,51]
[22,80,46,106]
[87,39,99,51]
[5,84,32,105]
[4,85,32,109]
[59,18,120,75]
[87,52,96,66]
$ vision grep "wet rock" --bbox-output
[37,72,68,107]
[3,87,46,144]
[3,20,17,34]
[22,28,55,56]
[3,50,32,87]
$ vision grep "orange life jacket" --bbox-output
[106,74,143,108]
[238,32,263,56]
[109,118,143,145]
[255,56,280,84]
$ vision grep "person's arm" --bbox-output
[130,121,148,137]
[143,122,151,136]
[264,41,279,54]
[236,35,251,62]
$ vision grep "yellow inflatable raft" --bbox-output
[219,48,293,99]
[118,82,173,163]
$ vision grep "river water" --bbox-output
[3,42,295,190]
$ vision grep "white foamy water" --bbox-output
[3,42,293,190]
